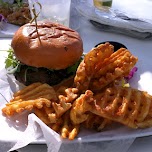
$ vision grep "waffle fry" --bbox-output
[2,83,57,117]
[34,107,52,125]
[10,83,58,103]
[74,43,138,93]
[61,113,69,139]
[52,101,72,117]
[13,82,42,97]
[34,100,72,124]
[2,98,51,116]
[91,86,152,129]
[43,106,57,123]
[89,48,138,91]
[34,105,57,124]
[84,42,114,75]
[73,60,91,93]
[71,86,152,129]
[50,118,64,133]
[61,111,80,140]
[57,87,79,103]
[82,113,112,131]
[74,43,114,93]
[70,90,94,125]
[48,111,80,140]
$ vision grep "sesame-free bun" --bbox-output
[11,20,83,69]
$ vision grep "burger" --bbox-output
[5,20,83,86]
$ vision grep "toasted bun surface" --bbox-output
[11,20,83,69]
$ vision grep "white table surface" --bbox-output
[0,17,152,152]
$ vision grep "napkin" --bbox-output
[76,0,152,39]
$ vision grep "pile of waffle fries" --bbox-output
[3,42,152,140]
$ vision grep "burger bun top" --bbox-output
[11,20,83,70]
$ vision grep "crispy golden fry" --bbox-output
[34,105,58,124]
[43,106,57,123]
[74,60,91,93]
[97,119,112,131]
[70,90,94,125]
[2,98,51,116]
[50,118,64,133]
[91,86,152,129]
[71,86,152,129]
[34,107,52,125]
[61,113,69,139]
[10,83,58,103]
[13,82,42,97]
[34,100,72,125]
[57,87,79,103]
[89,48,138,91]
[74,43,114,93]
[74,43,138,93]
[37,109,80,140]
[82,113,112,131]
[84,42,114,75]
[52,101,72,117]
[61,112,80,140]
[137,119,152,128]
[2,82,58,119]
[68,125,79,140]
